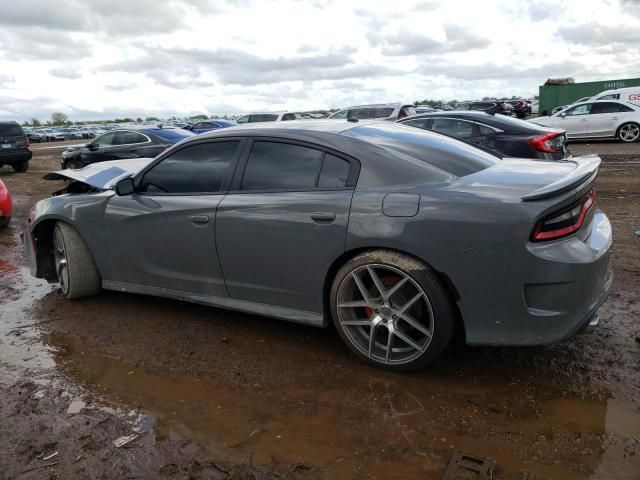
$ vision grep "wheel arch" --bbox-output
[322,246,465,339]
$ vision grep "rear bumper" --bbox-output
[0,151,32,164]
[430,210,614,346]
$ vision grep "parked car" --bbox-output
[530,100,539,115]
[330,103,417,121]
[236,112,296,123]
[454,101,512,116]
[508,99,529,119]
[551,97,592,115]
[60,126,195,169]
[590,86,640,107]
[25,120,612,371]
[0,122,32,172]
[398,112,570,160]
[414,106,438,114]
[58,128,84,140]
[38,129,65,142]
[531,100,640,143]
[185,119,236,134]
[0,179,12,227]
[25,129,45,143]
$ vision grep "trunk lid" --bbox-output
[0,123,27,153]
[454,155,599,203]
[43,157,155,190]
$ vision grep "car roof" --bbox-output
[400,111,558,133]
[239,111,287,115]
[339,103,408,109]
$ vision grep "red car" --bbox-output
[0,179,12,227]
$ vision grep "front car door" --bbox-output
[558,103,592,138]
[81,132,117,163]
[216,139,358,316]
[103,139,243,296]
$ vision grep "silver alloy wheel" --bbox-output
[619,123,640,142]
[336,264,435,365]
[53,227,70,295]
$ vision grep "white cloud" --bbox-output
[0,0,639,121]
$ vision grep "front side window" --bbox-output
[93,132,117,147]
[236,115,249,124]
[348,109,374,120]
[140,141,239,194]
[565,104,592,116]
[282,113,297,121]
[402,118,427,129]
[430,119,475,139]
[241,142,323,191]
[114,131,148,145]
[330,110,348,119]
[372,108,395,118]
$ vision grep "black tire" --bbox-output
[330,249,455,372]
[617,122,640,143]
[53,222,101,299]
[65,159,83,170]
[0,216,10,228]
[12,161,28,173]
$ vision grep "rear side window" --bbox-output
[140,141,239,194]
[591,102,633,114]
[0,124,23,136]
[345,123,499,177]
[250,114,279,122]
[282,113,297,121]
[241,142,323,190]
[430,119,475,139]
[348,109,374,120]
[318,154,350,188]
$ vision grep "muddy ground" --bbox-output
[0,141,639,480]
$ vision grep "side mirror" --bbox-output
[87,143,99,151]
[560,112,567,118]
[115,177,135,196]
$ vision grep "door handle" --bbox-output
[310,212,336,223]
[190,215,209,224]
[611,117,618,120]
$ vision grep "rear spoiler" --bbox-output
[522,154,600,201]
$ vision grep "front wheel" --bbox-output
[53,222,101,299]
[618,123,640,143]
[330,250,455,371]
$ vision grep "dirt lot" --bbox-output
[0,142,639,480]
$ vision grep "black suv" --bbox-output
[0,122,32,172]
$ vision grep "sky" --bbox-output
[0,0,639,121]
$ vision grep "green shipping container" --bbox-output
[539,77,640,115]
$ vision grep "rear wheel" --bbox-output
[53,222,101,299]
[618,123,640,143]
[12,161,28,173]
[330,250,455,371]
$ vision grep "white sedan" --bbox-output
[532,100,640,143]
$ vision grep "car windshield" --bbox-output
[0,124,23,136]
[146,128,195,143]
[345,123,499,177]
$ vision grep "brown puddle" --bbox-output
[45,332,640,480]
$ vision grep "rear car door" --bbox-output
[588,102,634,137]
[104,139,243,295]
[109,131,157,159]
[429,118,482,144]
[216,139,357,313]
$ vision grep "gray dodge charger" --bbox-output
[23,120,613,371]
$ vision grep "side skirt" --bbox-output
[102,280,327,328]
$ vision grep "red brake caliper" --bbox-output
[364,307,373,319]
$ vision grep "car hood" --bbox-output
[64,144,87,152]
[43,157,155,190]
[530,116,553,124]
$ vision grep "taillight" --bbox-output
[531,190,596,242]
[24,137,30,148]
[528,132,561,153]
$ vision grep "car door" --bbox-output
[588,102,634,137]
[103,139,243,296]
[216,139,357,313]
[107,131,155,160]
[81,132,117,163]
[428,118,481,144]
[557,103,592,138]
